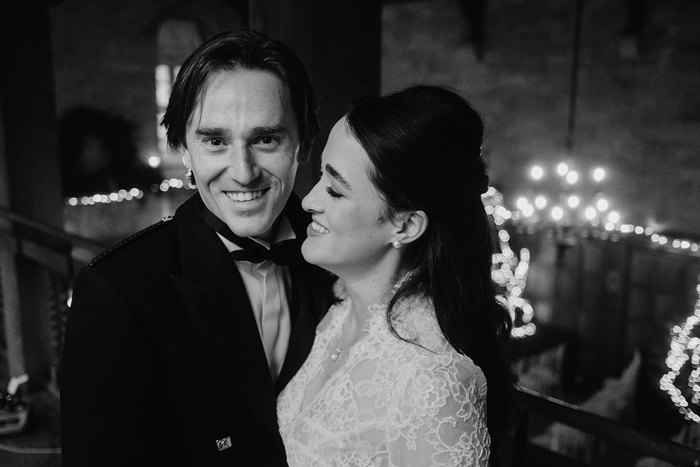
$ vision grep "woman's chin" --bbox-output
[301,239,324,267]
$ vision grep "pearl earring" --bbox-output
[392,240,402,249]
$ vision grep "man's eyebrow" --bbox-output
[194,127,228,138]
[251,125,289,136]
[325,163,351,190]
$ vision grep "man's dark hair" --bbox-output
[162,29,319,162]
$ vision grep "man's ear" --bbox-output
[391,210,428,247]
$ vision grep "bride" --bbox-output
[277,85,513,466]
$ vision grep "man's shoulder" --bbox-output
[87,216,177,270]
[86,193,202,270]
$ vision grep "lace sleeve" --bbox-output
[385,355,490,467]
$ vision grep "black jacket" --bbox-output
[61,193,329,466]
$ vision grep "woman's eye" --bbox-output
[325,186,342,198]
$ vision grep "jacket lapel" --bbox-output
[169,194,279,437]
[274,195,327,394]
[275,262,318,394]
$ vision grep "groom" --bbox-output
[61,30,328,466]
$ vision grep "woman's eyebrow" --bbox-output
[325,163,351,189]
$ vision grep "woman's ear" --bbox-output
[391,210,428,247]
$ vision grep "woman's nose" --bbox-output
[302,180,324,213]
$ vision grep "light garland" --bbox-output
[483,187,536,339]
[660,283,700,422]
[512,212,700,257]
[65,178,192,206]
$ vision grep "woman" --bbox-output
[277,85,513,466]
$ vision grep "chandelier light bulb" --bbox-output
[608,210,620,223]
[593,167,606,182]
[522,204,535,218]
[584,206,597,220]
[596,197,609,212]
[556,162,569,177]
[567,195,580,208]
[530,165,544,181]
[551,206,564,221]
[534,195,547,209]
[566,170,579,185]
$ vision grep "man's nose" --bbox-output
[227,145,260,185]
[301,180,324,213]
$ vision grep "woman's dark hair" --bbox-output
[345,85,514,444]
[162,29,319,162]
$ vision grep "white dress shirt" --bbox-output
[216,217,295,381]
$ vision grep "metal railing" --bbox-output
[0,205,107,273]
[0,205,107,392]
[512,385,700,466]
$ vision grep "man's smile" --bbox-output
[224,188,270,202]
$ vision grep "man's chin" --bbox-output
[222,215,276,239]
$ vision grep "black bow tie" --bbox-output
[230,240,300,264]
[203,209,302,265]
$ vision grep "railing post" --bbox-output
[48,271,69,394]
[0,249,27,383]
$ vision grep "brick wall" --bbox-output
[383,0,700,237]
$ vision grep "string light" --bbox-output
[147,155,162,168]
[482,187,536,339]
[660,282,700,422]
[63,174,700,258]
[65,178,193,206]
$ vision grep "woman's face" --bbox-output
[301,117,397,277]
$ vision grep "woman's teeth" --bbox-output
[226,190,265,202]
[310,221,330,234]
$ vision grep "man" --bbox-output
[61,30,328,466]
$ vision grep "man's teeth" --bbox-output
[310,221,330,234]
[226,190,265,202]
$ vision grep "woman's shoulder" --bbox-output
[391,295,449,352]
[392,295,486,380]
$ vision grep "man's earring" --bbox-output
[392,240,402,249]
[185,168,196,189]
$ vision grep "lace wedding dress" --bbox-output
[277,289,490,466]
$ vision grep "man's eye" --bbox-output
[325,186,342,198]
[256,135,280,146]
[205,138,225,147]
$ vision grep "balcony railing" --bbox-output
[511,385,700,466]
[1,205,700,465]
[0,205,106,392]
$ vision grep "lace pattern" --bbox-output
[277,290,490,466]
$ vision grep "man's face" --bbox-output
[183,68,300,240]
